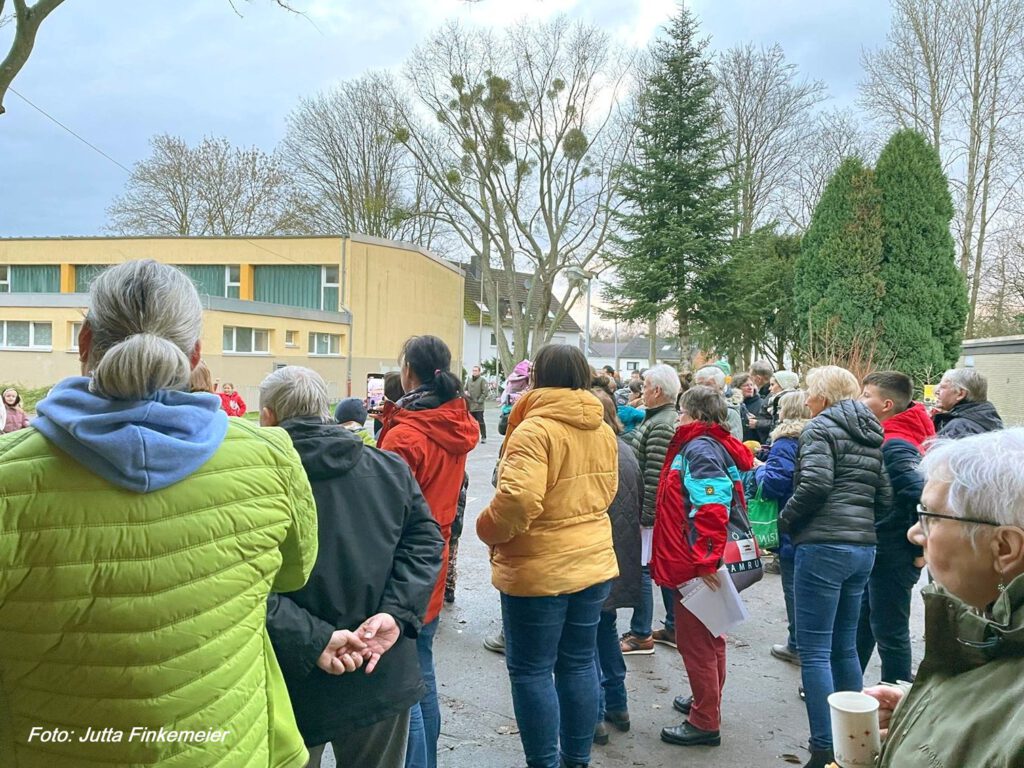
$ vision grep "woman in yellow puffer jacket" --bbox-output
[478,344,619,768]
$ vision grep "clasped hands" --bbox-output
[316,612,401,676]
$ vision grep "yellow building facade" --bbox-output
[0,235,464,405]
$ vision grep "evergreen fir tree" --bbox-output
[794,157,887,366]
[875,129,968,382]
[603,4,735,362]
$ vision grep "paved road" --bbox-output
[326,408,926,767]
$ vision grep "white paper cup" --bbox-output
[828,691,881,768]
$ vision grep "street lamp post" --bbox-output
[566,266,595,357]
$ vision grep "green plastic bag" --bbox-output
[747,485,779,551]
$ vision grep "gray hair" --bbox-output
[941,367,988,402]
[750,360,774,379]
[694,366,726,391]
[260,366,331,423]
[86,260,202,400]
[918,428,1024,545]
[644,363,681,400]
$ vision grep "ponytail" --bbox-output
[91,333,192,400]
[400,335,463,404]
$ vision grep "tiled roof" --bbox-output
[461,270,582,334]
[617,336,683,361]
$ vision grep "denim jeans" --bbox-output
[628,566,675,637]
[594,609,627,719]
[795,543,876,750]
[856,550,922,683]
[780,545,798,651]
[502,580,612,768]
[404,617,439,768]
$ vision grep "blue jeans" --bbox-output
[795,543,876,750]
[629,566,675,637]
[404,617,439,768]
[856,550,922,683]
[502,581,612,768]
[780,544,798,651]
[594,609,627,719]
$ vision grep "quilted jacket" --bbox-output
[625,403,678,527]
[605,438,643,610]
[0,419,318,768]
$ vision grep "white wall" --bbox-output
[462,323,580,369]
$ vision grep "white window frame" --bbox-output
[225,265,241,298]
[285,330,298,348]
[0,320,53,350]
[626,361,639,371]
[223,325,270,355]
[69,321,83,352]
[322,265,340,311]
[308,332,342,357]
[0,265,9,293]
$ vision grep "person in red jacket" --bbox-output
[652,386,753,749]
[217,381,247,417]
[377,335,479,768]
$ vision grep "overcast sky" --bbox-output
[0,0,890,238]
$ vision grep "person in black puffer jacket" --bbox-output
[779,366,892,768]
[590,388,643,742]
[932,367,1003,439]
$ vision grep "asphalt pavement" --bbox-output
[324,407,927,768]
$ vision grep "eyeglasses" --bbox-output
[916,504,1001,536]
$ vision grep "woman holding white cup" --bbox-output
[864,428,1024,767]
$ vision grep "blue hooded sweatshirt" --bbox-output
[33,376,229,494]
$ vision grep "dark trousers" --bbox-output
[471,409,486,440]
[673,599,726,732]
[501,580,611,768]
[306,708,410,768]
[780,547,798,651]
[595,609,628,718]
[856,550,922,683]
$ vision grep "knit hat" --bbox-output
[335,397,368,425]
[773,370,800,391]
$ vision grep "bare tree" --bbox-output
[0,0,64,115]
[107,134,297,236]
[396,18,635,369]
[281,72,447,248]
[715,43,827,239]
[779,107,874,232]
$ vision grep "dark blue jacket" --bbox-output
[754,435,798,510]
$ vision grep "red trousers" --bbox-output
[673,599,727,731]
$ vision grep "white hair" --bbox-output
[260,366,331,423]
[919,428,1024,544]
[694,366,725,391]
[644,364,681,400]
[86,260,202,400]
[941,367,989,402]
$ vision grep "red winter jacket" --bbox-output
[379,397,479,623]
[651,422,753,589]
[218,391,247,417]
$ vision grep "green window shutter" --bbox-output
[75,265,110,292]
[176,265,226,297]
[10,266,60,293]
[254,266,320,309]
[323,286,339,311]
[227,285,240,299]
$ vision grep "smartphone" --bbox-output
[366,373,385,415]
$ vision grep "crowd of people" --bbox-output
[0,259,1021,768]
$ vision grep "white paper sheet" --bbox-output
[640,527,654,567]
[677,566,749,638]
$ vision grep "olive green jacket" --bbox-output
[879,576,1024,768]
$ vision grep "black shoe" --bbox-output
[672,695,692,715]
[604,709,630,732]
[593,721,609,745]
[559,758,587,768]
[443,588,455,604]
[770,643,801,666]
[660,721,720,747]
[802,748,835,768]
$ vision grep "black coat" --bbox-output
[877,438,924,558]
[605,438,643,610]
[780,400,892,547]
[741,394,763,442]
[933,400,1003,439]
[267,418,443,744]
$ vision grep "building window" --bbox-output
[0,265,9,293]
[626,361,639,371]
[489,333,498,347]
[285,330,298,347]
[226,265,241,299]
[0,320,52,350]
[308,332,341,356]
[69,321,83,351]
[322,265,340,311]
[223,326,269,354]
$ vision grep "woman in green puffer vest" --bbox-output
[865,427,1024,768]
[0,260,319,768]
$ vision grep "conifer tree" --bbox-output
[603,4,734,363]
[875,129,968,382]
